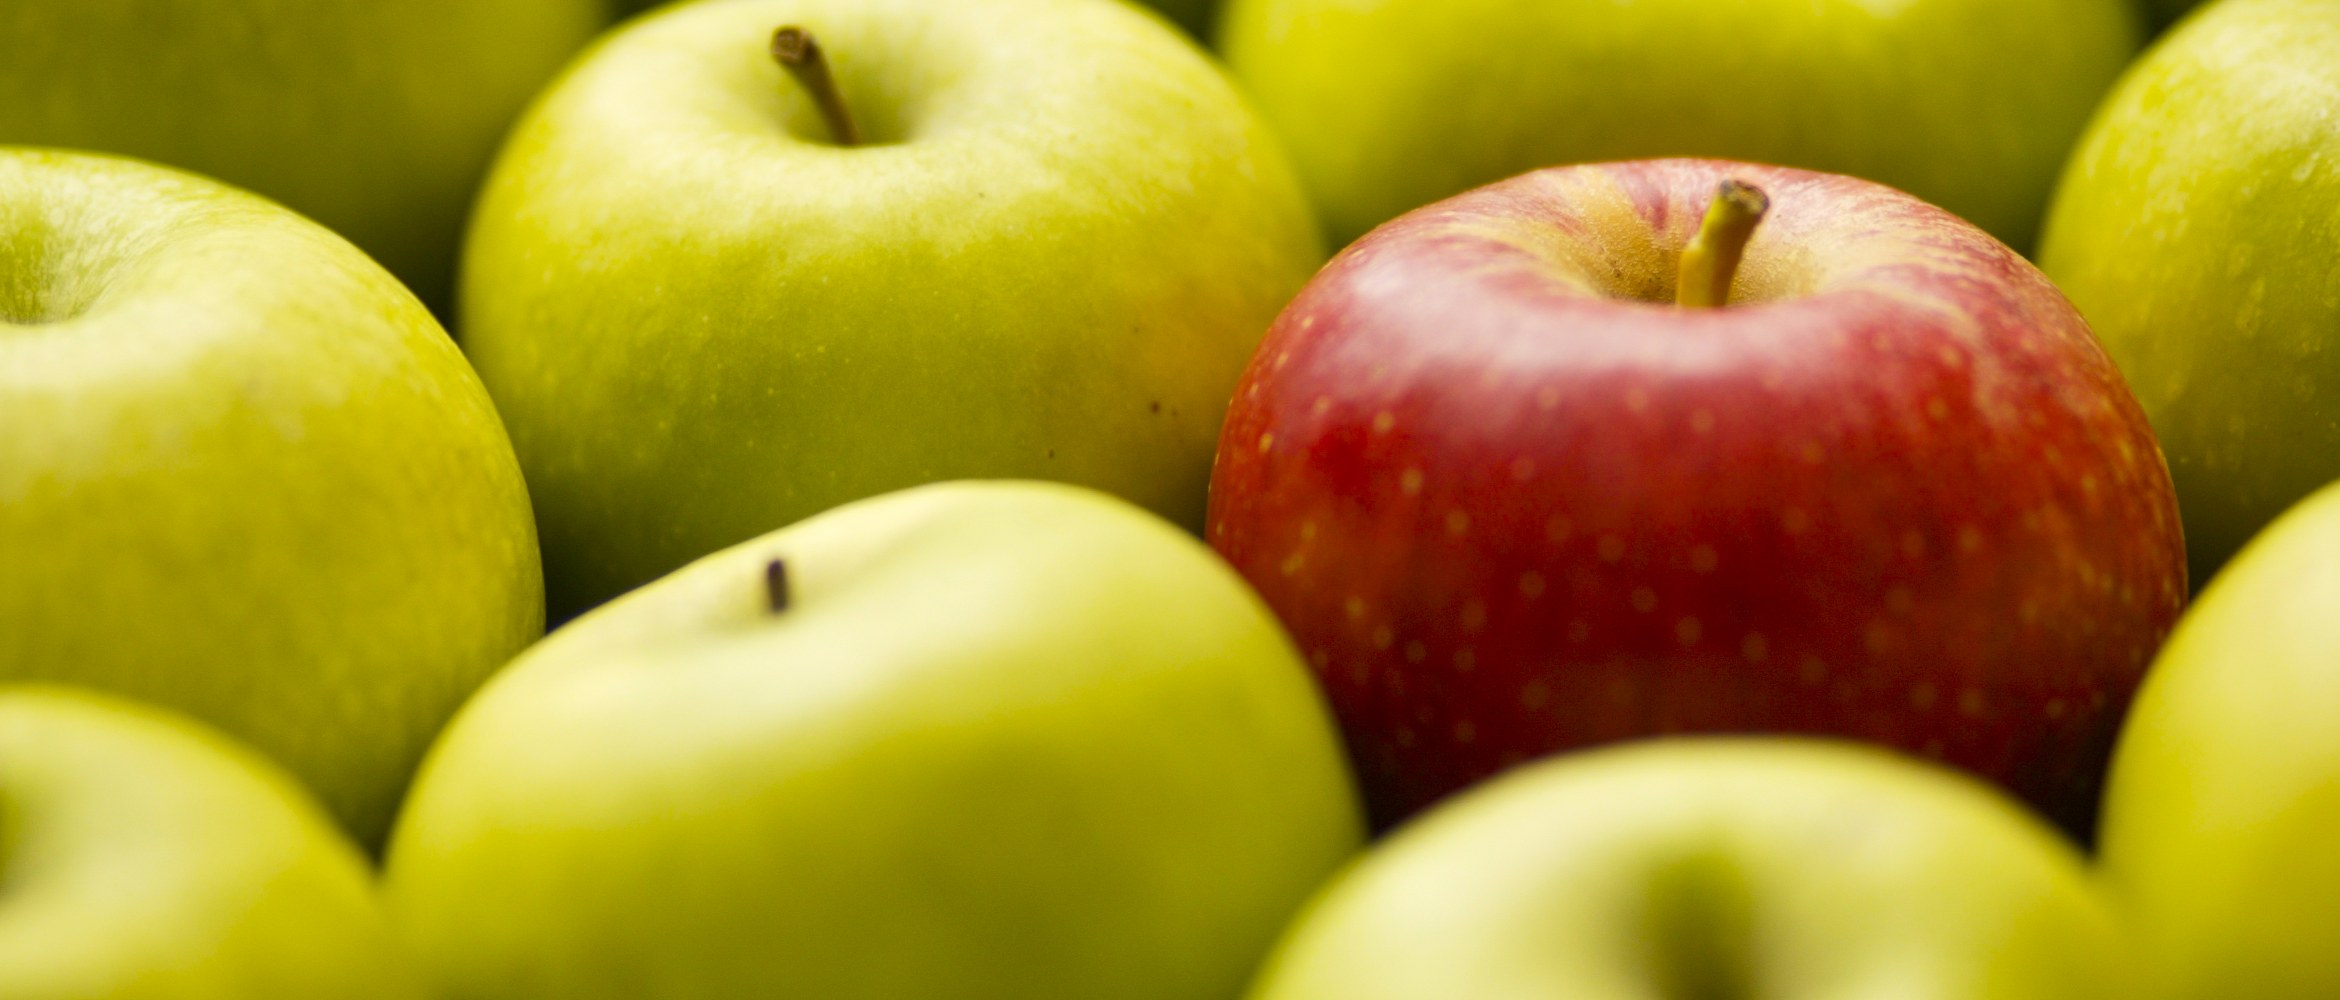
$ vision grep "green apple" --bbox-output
[0,0,605,309]
[0,149,542,845]
[2038,0,2340,581]
[1249,739,2135,1000]
[460,0,1323,615]
[0,686,425,999]
[385,481,1363,999]
[1219,0,2141,251]
[2095,481,2340,996]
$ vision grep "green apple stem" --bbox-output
[771,26,863,147]
[1676,180,1770,309]
[765,559,792,614]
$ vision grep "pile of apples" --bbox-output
[7,0,2340,996]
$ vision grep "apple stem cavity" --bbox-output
[1676,180,1771,309]
[771,26,863,147]
[765,558,792,614]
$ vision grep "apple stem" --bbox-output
[765,559,791,614]
[1676,180,1770,309]
[771,26,863,147]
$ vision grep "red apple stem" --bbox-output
[1676,180,1770,309]
[771,26,862,147]
[765,559,792,614]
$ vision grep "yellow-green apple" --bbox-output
[0,149,542,845]
[0,0,604,310]
[385,481,1362,1000]
[460,0,1322,616]
[1208,159,2186,833]
[0,686,426,999]
[2039,0,2340,583]
[1248,739,2136,999]
[616,0,1219,34]
[1219,0,2141,251]
[2096,481,2340,996]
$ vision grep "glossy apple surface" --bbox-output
[2097,481,2340,996]
[2039,0,2340,581]
[1220,0,2139,251]
[0,686,425,999]
[0,149,542,844]
[0,0,603,309]
[462,0,1322,616]
[1209,159,2186,832]
[1249,739,2134,999]
[386,481,1362,999]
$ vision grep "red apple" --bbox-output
[1207,159,2185,834]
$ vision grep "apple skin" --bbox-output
[384,481,1364,999]
[1218,0,2140,252]
[0,686,428,999]
[2095,481,2340,996]
[1208,159,2187,833]
[461,0,1323,617]
[0,149,543,845]
[616,0,1218,34]
[0,0,604,311]
[1247,738,2136,1000]
[2038,0,2340,584]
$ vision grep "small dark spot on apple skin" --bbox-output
[1150,401,1162,414]
[1046,449,1056,459]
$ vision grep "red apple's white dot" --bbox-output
[1958,526,1984,553]
[1510,458,1536,482]
[1400,468,1425,496]
[1257,432,1274,453]
[1518,572,1547,598]
[1741,633,1769,663]
[1798,441,1825,465]
[1452,721,1478,745]
[2045,698,2069,720]
[1598,535,1626,563]
[1959,688,1988,717]
[1782,508,1811,534]
[1690,409,1716,434]
[1460,602,1489,632]
[1675,617,1703,646]
[1445,511,1470,537]
[1886,587,1915,615]
[1926,398,1951,421]
[1631,588,1657,613]
[1568,620,1591,643]
[1690,546,1719,573]
[1371,625,1394,650]
[1625,389,1651,413]
[1909,683,1938,711]
[1547,516,1574,542]
[1301,520,1318,541]
[1521,682,1551,710]
[1345,597,1366,621]
[1454,647,1477,672]
[1280,553,1305,576]
[1799,657,1828,684]
[1538,387,1561,410]
[1403,640,1428,664]
[1311,396,1332,417]
[1372,411,1396,434]
[1865,622,1895,656]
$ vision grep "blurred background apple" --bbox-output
[0,0,606,310]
